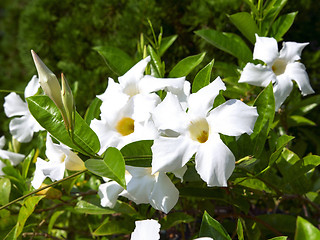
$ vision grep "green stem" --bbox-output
[0,169,87,211]
[0,89,24,95]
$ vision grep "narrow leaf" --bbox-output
[147,45,163,78]
[22,149,34,179]
[237,219,244,240]
[0,178,11,205]
[159,35,178,56]
[270,12,298,41]
[85,147,126,189]
[192,59,214,93]
[84,98,102,125]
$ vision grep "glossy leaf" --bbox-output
[93,46,135,76]
[295,216,320,240]
[0,178,11,206]
[27,95,100,156]
[84,97,102,125]
[270,12,298,41]
[288,115,316,127]
[192,59,214,93]
[269,135,295,166]
[85,147,126,189]
[199,211,232,239]
[195,29,252,62]
[147,45,164,78]
[269,236,288,240]
[159,35,178,56]
[228,12,260,44]
[120,140,153,167]
[169,52,206,78]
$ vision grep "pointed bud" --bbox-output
[61,73,75,131]
[31,50,63,110]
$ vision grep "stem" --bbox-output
[0,169,87,211]
[0,89,24,95]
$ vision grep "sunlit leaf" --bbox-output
[295,216,320,240]
[192,59,214,93]
[0,178,11,206]
[270,12,298,41]
[199,211,232,239]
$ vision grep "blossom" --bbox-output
[130,219,213,240]
[0,136,25,175]
[98,166,179,214]
[4,76,43,142]
[31,133,86,189]
[239,34,314,111]
[151,77,258,187]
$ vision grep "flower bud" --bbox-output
[31,50,63,110]
[61,73,75,131]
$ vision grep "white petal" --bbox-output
[149,172,179,213]
[253,34,279,65]
[45,134,65,163]
[151,92,189,133]
[139,75,185,94]
[279,42,309,62]
[208,99,258,136]
[9,114,38,142]
[172,165,187,182]
[273,74,293,111]
[195,133,235,187]
[0,136,5,149]
[98,181,123,208]
[131,94,160,122]
[151,135,198,174]
[188,77,226,118]
[4,93,29,117]
[61,148,86,171]
[239,63,276,87]
[24,75,40,98]
[31,158,48,189]
[0,149,25,166]
[131,219,160,240]
[118,56,151,88]
[285,62,314,96]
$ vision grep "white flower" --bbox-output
[130,219,213,240]
[3,76,43,142]
[0,136,25,175]
[31,133,86,189]
[239,34,314,111]
[98,166,179,214]
[151,77,258,187]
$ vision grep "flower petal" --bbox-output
[24,75,40,98]
[208,99,258,136]
[253,34,279,65]
[195,133,235,187]
[118,56,151,88]
[149,172,179,213]
[0,136,5,149]
[45,134,65,163]
[279,42,309,62]
[139,75,185,94]
[285,62,314,96]
[4,93,29,117]
[188,77,226,118]
[273,74,293,111]
[98,181,124,208]
[131,93,160,122]
[239,63,276,87]
[131,219,160,240]
[9,114,39,142]
[151,92,189,133]
[172,165,187,182]
[151,135,198,174]
[0,149,25,166]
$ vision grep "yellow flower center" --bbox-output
[188,118,209,143]
[116,117,135,136]
[272,59,287,76]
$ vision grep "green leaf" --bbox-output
[93,46,135,76]
[269,237,288,240]
[48,210,64,234]
[288,115,316,127]
[169,52,206,78]
[228,12,260,44]
[84,98,102,125]
[93,218,134,236]
[195,29,252,63]
[237,219,244,240]
[74,200,137,216]
[159,35,178,56]
[270,12,298,41]
[257,214,296,235]
[2,165,26,193]
[199,211,232,239]
[160,212,194,230]
[22,149,34,179]
[85,147,126,189]
[15,196,45,238]
[147,45,164,78]
[192,59,214,93]
[251,83,275,157]
[120,140,153,167]
[0,178,11,206]
[27,95,100,156]
[269,135,295,166]
[295,216,320,240]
